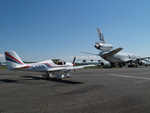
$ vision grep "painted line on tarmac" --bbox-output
[109,74,150,80]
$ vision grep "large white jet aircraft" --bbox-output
[5,51,95,79]
[82,28,150,67]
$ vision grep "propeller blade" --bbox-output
[72,56,76,66]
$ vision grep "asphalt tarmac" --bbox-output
[1,67,150,113]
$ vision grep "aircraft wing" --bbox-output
[48,67,67,71]
[103,47,123,57]
[65,65,95,70]
[123,57,150,63]
[48,65,95,72]
[129,57,150,62]
[138,57,150,60]
[144,59,150,63]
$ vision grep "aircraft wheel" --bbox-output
[57,78,62,80]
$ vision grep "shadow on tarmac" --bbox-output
[0,79,17,83]
[21,76,84,84]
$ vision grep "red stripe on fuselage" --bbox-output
[20,66,30,68]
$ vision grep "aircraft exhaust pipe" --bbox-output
[95,44,100,49]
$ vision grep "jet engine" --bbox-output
[98,62,105,67]
[137,60,142,65]
[95,42,113,51]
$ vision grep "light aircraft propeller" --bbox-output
[72,56,76,73]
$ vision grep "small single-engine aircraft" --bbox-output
[5,51,95,79]
[81,28,150,67]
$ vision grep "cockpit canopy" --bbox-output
[52,59,66,65]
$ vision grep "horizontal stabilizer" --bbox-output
[103,47,123,57]
[80,51,99,56]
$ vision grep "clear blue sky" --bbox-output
[0,0,150,62]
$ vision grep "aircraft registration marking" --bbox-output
[31,65,45,69]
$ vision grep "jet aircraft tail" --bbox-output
[5,51,24,70]
[97,28,107,44]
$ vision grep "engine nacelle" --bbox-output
[138,60,142,65]
[95,43,113,51]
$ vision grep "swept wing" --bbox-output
[103,47,123,57]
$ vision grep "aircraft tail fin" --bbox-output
[97,28,107,44]
[5,51,24,70]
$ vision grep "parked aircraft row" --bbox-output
[4,27,150,79]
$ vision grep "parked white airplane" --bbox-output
[82,28,150,67]
[5,51,95,79]
[0,62,6,66]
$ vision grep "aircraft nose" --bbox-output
[66,62,73,67]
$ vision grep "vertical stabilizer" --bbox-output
[5,51,24,70]
[97,28,107,44]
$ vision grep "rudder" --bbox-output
[96,28,107,44]
[5,51,24,70]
